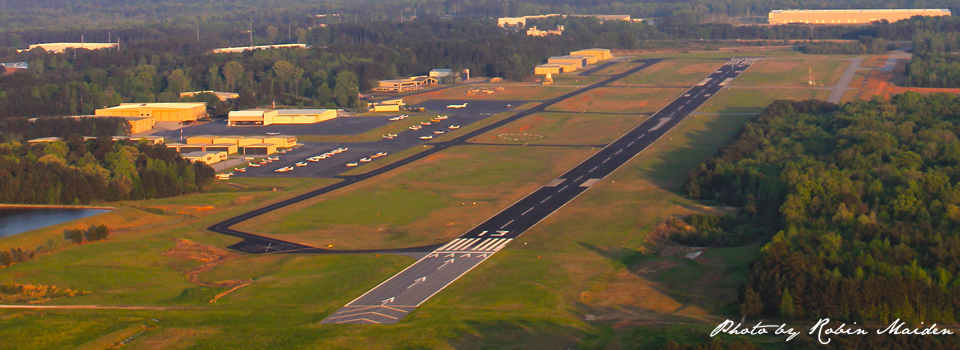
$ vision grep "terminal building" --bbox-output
[768,9,950,25]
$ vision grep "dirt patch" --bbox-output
[162,239,251,302]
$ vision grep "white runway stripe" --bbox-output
[446,238,476,251]
[488,239,512,251]
[436,240,459,251]
[473,239,500,251]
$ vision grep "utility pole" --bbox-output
[249,21,254,46]
[197,17,200,42]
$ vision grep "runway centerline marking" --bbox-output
[521,207,534,216]
[500,220,514,229]
[540,196,552,204]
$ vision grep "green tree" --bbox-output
[780,288,795,320]
[333,70,358,108]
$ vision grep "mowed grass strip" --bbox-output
[547,87,686,114]
[698,88,832,114]
[468,112,648,146]
[233,144,597,250]
[612,59,726,86]
[730,57,850,87]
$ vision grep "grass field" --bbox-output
[697,88,832,114]
[468,112,648,146]
[584,60,645,76]
[612,59,726,86]
[232,144,597,249]
[731,58,850,87]
[547,87,685,114]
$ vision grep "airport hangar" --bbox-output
[768,9,950,25]
[227,109,337,126]
[95,102,208,134]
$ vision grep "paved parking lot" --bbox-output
[224,100,521,178]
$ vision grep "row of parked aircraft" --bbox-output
[345,151,388,167]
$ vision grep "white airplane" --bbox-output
[236,167,247,173]
[266,132,283,135]
[409,125,422,130]
[336,147,348,152]
[346,162,359,167]
[308,157,320,162]
[359,158,372,163]
[419,135,433,140]
[249,163,262,167]
[447,103,468,109]
[296,162,308,167]
[216,174,231,180]
[382,134,395,139]
[389,116,403,121]
[267,156,280,161]
[436,115,448,120]
[375,152,388,157]
[448,125,460,130]
[420,121,432,126]
[274,166,294,173]
[434,130,445,134]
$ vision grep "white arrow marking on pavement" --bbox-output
[444,253,455,258]
[649,117,671,131]
[382,297,395,305]
[460,253,471,258]
[478,253,489,258]
[425,253,438,258]
[408,277,426,289]
[438,259,454,270]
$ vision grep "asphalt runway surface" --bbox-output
[229,100,519,178]
[320,57,760,324]
[205,57,759,324]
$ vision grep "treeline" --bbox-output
[0,116,129,141]
[896,16,960,88]
[684,94,960,325]
[2,0,960,31]
[0,137,214,204]
[800,36,888,55]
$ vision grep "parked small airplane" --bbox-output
[409,125,422,130]
[266,132,283,135]
[434,130,445,134]
[436,115,448,120]
[346,162,359,167]
[375,152,388,157]
[447,103,468,109]
[419,135,433,140]
[296,162,308,167]
[235,167,247,172]
[249,163,262,167]
[448,125,460,129]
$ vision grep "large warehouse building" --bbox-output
[227,109,336,126]
[768,9,950,25]
[95,103,207,123]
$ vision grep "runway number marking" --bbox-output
[492,230,508,237]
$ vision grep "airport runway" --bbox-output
[320,57,760,324]
[209,58,664,254]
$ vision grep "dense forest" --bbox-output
[0,135,214,204]
[683,94,960,329]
